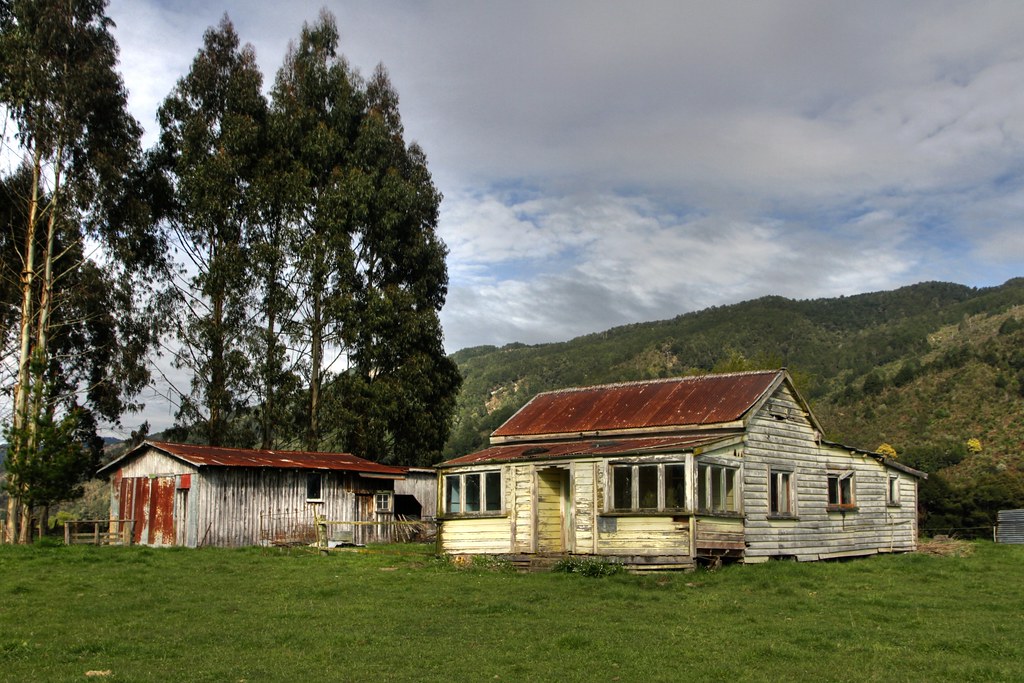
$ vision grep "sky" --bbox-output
[98,0,1024,434]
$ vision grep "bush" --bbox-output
[552,556,625,577]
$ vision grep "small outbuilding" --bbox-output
[98,441,419,547]
[436,370,925,569]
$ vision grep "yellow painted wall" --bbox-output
[596,515,690,555]
[439,516,511,554]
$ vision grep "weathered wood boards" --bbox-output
[437,370,925,569]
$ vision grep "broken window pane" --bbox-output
[485,471,502,511]
[612,465,632,511]
[464,473,481,512]
[638,465,659,509]
[664,464,686,508]
[306,473,323,501]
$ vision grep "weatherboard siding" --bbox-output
[439,516,512,554]
[436,373,921,566]
[119,450,194,478]
[191,469,391,547]
[742,386,918,561]
[597,516,690,556]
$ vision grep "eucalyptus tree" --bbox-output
[334,66,461,465]
[246,142,303,450]
[0,0,164,541]
[269,11,363,451]
[270,13,460,463]
[154,15,267,447]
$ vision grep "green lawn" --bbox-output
[1,542,1022,682]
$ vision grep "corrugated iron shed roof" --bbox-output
[100,441,405,477]
[493,370,784,438]
[440,433,736,467]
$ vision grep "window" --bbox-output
[886,474,900,506]
[375,492,392,513]
[610,462,688,512]
[827,472,856,510]
[769,469,794,516]
[444,471,502,514]
[306,472,323,502]
[697,462,740,514]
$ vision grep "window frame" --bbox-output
[886,474,901,507]
[306,472,324,503]
[607,461,689,514]
[696,461,741,515]
[374,492,392,513]
[768,468,796,518]
[443,470,504,516]
[826,471,857,511]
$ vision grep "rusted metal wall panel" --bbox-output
[148,477,176,545]
[117,476,177,546]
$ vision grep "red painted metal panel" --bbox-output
[148,477,176,546]
[177,473,191,489]
[118,476,133,524]
[493,371,781,438]
[131,478,150,545]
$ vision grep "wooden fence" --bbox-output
[314,514,435,552]
[64,519,135,546]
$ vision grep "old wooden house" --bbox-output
[436,370,924,569]
[98,441,417,547]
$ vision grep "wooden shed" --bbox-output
[436,370,925,570]
[98,441,409,548]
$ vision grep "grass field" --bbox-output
[1,541,1022,682]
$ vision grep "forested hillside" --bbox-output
[445,278,1024,534]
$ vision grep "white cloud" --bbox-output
[93,1,1024,424]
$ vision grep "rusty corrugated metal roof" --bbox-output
[103,441,406,477]
[440,433,735,467]
[493,370,783,438]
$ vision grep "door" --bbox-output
[117,476,176,546]
[535,468,569,553]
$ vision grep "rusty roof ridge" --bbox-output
[525,369,784,397]
[147,440,362,460]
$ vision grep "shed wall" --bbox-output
[395,470,438,519]
[192,469,394,547]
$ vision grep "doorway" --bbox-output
[535,467,570,553]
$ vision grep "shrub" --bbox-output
[876,443,898,459]
[552,556,625,577]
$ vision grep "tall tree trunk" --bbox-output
[38,505,49,540]
[209,287,224,446]
[306,286,322,452]
[6,152,43,544]
[260,302,277,450]
[18,501,32,544]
